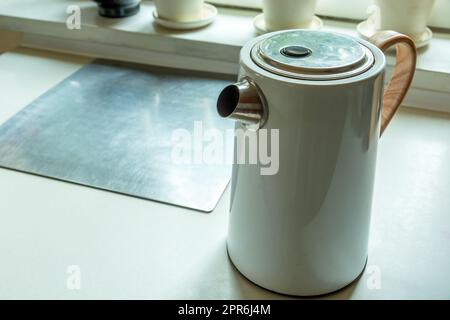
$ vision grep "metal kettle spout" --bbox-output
[217,78,267,127]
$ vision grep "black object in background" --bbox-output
[94,0,141,18]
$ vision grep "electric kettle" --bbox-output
[216,30,416,296]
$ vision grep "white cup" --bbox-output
[373,0,436,37]
[154,0,204,22]
[262,0,317,31]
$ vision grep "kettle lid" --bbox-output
[251,30,374,81]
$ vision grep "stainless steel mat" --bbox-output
[0,60,234,212]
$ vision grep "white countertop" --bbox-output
[0,48,449,299]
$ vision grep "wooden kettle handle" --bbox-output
[369,31,417,136]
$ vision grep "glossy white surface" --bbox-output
[0,48,449,299]
[227,31,387,295]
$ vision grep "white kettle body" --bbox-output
[217,30,416,296]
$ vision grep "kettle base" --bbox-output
[226,242,368,297]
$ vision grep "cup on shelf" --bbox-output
[373,0,436,38]
[154,0,204,22]
[262,0,317,31]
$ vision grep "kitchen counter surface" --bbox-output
[0,48,449,299]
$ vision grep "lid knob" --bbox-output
[280,46,312,58]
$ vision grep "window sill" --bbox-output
[1,0,449,113]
